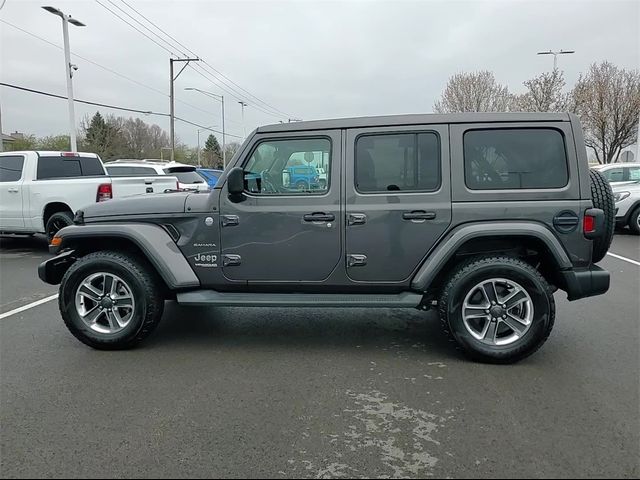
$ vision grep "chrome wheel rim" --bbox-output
[462,278,534,346]
[75,272,135,334]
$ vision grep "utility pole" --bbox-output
[185,88,226,167]
[238,101,248,139]
[169,57,199,161]
[537,49,575,71]
[43,6,85,151]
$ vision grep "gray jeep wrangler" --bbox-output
[39,113,614,363]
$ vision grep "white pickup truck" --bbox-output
[0,151,179,240]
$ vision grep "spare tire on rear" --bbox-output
[589,169,615,263]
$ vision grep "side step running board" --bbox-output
[176,290,423,308]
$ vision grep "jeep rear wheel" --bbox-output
[59,251,164,350]
[439,256,555,364]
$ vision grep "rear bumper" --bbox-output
[560,265,610,301]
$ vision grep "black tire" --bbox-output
[628,206,640,235]
[59,251,165,350]
[589,169,615,262]
[46,211,74,243]
[439,256,555,364]
[296,180,309,191]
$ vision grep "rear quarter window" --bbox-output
[37,156,106,179]
[463,128,568,190]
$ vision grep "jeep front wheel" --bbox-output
[439,256,555,364]
[59,251,165,350]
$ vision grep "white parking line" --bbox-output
[607,252,640,267]
[0,294,59,320]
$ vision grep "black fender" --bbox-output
[410,222,572,291]
[42,223,200,289]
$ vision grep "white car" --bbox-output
[592,162,640,186]
[613,182,640,234]
[105,160,209,191]
[0,151,179,240]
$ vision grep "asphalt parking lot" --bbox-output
[0,234,638,479]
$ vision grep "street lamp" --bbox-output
[185,88,226,167]
[42,6,85,152]
[537,49,575,71]
[238,101,248,139]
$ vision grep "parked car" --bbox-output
[196,168,224,188]
[40,112,613,364]
[0,151,178,240]
[282,165,321,190]
[591,162,640,186]
[613,181,640,234]
[104,160,209,191]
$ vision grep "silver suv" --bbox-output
[39,113,614,363]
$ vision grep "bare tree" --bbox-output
[515,69,570,112]
[572,62,640,164]
[434,71,513,113]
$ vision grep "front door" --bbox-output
[220,131,342,283]
[345,125,451,283]
[0,155,26,230]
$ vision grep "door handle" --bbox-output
[303,212,335,222]
[402,211,436,221]
[7,188,19,193]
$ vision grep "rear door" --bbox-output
[345,125,452,283]
[0,154,26,229]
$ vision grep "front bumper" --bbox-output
[560,265,610,301]
[38,249,76,285]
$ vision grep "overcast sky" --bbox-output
[1,0,638,148]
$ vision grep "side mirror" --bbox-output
[227,167,244,195]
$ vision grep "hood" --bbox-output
[81,191,192,220]
[612,181,640,193]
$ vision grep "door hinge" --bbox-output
[347,254,367,267]
[222,215,240,227]
[223,254,242,267]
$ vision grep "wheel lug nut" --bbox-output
[502,315,507,319]
[491,301,496,305]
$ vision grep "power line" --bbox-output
[0,19,214,118]
[98,0,288,120]
[0,82,242,139]
[114,0,294,119]
[94,0,177,56]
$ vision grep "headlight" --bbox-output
[614,191,631,203]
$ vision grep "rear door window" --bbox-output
[355,132,441,193]
[106,166,158,176]
[0,155,25,182]
[463,128,568,190]
[37,156,105,179]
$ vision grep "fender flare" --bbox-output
[55,223,200,289]
[410,222,572,291]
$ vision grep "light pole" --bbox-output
[169,57,199,161]
[43,6,85,152]
[238,101,248,139]
[537,49,575,71]
[185,88,226,167]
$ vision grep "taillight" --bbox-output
[583,213,596,234]
[97,183,113,202]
